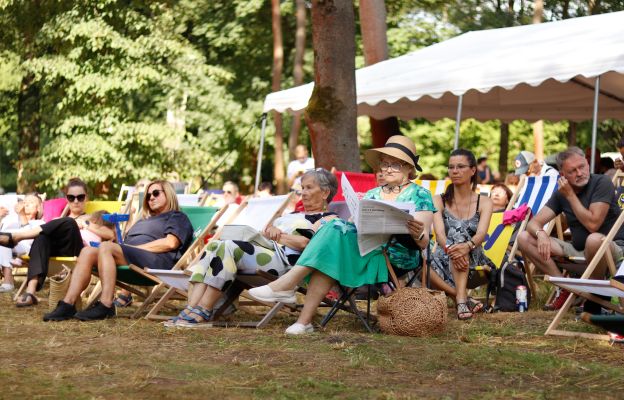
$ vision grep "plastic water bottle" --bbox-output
[516,285,528,312]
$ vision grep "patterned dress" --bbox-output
[430,196,495,287]
[295,183,436,287]
[189,213,331,290]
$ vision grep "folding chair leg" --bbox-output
[346,295,374,333]
[13,279,27,302]
[145,286,178,321]
[320,289,351,327]
[132,283,165,319]
[86,281,102,308]
[524,261,537,301]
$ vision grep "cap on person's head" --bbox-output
[364,135,422,172]
[514,151,536,176]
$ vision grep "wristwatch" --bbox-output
[417,231,425,241]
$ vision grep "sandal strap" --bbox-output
[179,306,211,323]
[457,302,471,315]
[19,293,38,305]
[113,293,133,307]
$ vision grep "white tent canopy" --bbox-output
[263,11,624,123]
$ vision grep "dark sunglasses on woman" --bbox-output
[66,194,86,203]
[146,189,163,201]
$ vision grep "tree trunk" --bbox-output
[532,0,543,23]
[499,122,509,175]
[305,0,359,171]
[359,0,400,148]
[16,72,40,193]
[271,0,286,193]
[288,0,307,160]
[567,121,577,145]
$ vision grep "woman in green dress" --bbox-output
[249,136,435,335]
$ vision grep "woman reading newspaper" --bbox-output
[249,136,435,335]
[166,168,338,327]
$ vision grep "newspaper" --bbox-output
[219,225,274,249]
[341,174,433,256]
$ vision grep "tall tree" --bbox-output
[288,0,307,160]
[305,0,359,171]
[359,0,400,147]
[271,0,286,193]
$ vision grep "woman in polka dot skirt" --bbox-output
[166,169,339,327]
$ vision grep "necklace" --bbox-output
[381,182,410,194]
[452,194,474,220]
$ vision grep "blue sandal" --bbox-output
[113,293,133,308]
[176,306,213,327]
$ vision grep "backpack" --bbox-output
[490,260,531,312]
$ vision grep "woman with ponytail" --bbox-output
[429,149,494,320]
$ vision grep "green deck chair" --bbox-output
[89,206,222,318]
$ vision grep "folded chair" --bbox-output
[143,194,293,323]
[545,207,624,340]
[88,206,223,318]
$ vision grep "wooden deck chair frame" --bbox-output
[86,205,228,318]
[143,194,294,322]
[545,210,624,340]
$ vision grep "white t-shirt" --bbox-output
[287,158,315,180]
[540,163,559,178]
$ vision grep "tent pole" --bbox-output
[254,113,268,194]
[590,76,600,173]
[454,95,463,150]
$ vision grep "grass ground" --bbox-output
[0,288,622,400]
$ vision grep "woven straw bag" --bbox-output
[48,265,82,312]
[377,249,448,337]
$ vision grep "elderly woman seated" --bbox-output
[249,136,435,335]
[0,178,117,306]
[166,168,338,327]
[43,180,194,321]
[0,194,45,293]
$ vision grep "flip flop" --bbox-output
[0,232,15,248]
[16,293,38,308]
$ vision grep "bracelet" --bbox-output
[535,229,545,238]
[417,231,425,241]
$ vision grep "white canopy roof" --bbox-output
[263,11,624,122]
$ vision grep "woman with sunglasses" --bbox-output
[0,178,116,307]
[249,136,435,335]
[44,180,194,321]
[429,149,494,320]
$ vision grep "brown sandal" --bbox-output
[16,293,38,308]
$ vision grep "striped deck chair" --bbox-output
[413,179,451,196]
[143,194,293,323]
[505,175,560,295]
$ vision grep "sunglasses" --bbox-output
[66,194,86,203]
[146,189,163,201]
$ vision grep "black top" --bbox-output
[545,174,624,250]
[124,210,194,261]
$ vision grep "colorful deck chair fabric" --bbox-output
[512,175,559,216]
[42,198,68,222]
[413,179,451,196]
[331,171,376,201]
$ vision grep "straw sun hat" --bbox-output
[364,135,423,172]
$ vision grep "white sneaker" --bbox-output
[285,322,314,335]
[248,285,297,304]
[0,283,14,293]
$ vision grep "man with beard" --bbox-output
[517,147,624,312]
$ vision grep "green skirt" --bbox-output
[296,219,388,287]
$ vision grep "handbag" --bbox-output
[377,248,448,337]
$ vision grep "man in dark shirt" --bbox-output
[518,146,624,310]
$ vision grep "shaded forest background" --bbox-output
[1,0,623,197]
